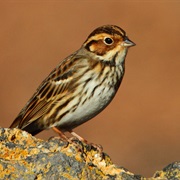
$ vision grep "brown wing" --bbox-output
[10,52,83,133]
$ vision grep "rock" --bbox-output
[0,128,179,179]
[153,161,180,179]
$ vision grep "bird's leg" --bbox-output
[68,129,87,143]
[68,129,103,152]
[53,127,103,152]
[52,127,69,141]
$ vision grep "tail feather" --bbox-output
[9,116,44,136]
[9,116,23,128]
[22,120,44,136]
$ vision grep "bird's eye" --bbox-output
[104,37,114,45]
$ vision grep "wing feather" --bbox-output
[10,52,85,130]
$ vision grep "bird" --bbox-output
[10,25,135,141]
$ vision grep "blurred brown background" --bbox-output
[0,1,180,177]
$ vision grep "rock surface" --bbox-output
[0,128,179,179]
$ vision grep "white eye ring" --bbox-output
[104,37,114,45]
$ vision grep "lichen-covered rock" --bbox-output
[0,128,140,179]
[153,161,180,179]
[0,128,180,180]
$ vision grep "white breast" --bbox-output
[54,74,116,129]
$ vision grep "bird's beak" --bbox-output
[122,37,136,47]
